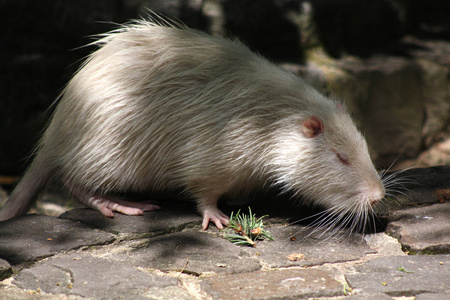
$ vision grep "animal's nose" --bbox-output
[368,182,385,206]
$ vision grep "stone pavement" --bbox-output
[0,166,449,299]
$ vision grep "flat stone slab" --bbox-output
[106,229,262,275]
[377,166,450,216]
[202,268,343,299]
[385,202,450,254]
[241,225,375,268]
[363,233,406,257]
[0,184,448,299]
[345,254,450,297]
[13,253,178,299]
[392,166,450,205]
[415,292,450,300]
[99,224,375,276]
[0,214,114,265]
[344,294,393,300]
[60,207,201,235]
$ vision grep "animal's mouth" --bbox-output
[367,198,381,208]
[368,189,386,207]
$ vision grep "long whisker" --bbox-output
[288,161,413,241]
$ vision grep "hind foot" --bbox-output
[87,196,161,218]
[68,185,160,217]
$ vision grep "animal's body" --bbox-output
[0,20,385,230]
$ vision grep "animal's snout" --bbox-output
[367,182,385,206]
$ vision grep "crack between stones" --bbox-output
[52,264,75,287]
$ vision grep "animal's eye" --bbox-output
[336,152,349,165]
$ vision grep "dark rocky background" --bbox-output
[1,0,449,177]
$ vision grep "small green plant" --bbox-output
[222,207,273,247]
[397,266,414,273]
[343,282,353,296]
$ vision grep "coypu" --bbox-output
[0,20,385,230]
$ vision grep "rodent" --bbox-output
[0,20,386,230]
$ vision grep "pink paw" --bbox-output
[89,197,160,218]
[201,208,229,230]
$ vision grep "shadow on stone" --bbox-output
[0,215,114,265]
[59,207,202,236]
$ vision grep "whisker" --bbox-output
[288,161,409,241]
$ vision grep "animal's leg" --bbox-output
[67,185,160,217]
[197,196,229,230]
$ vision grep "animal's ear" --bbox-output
[302,116,324,138]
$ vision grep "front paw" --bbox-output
[201,207,229,230]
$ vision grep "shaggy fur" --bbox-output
[0,20,385,230]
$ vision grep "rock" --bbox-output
[312,35,450,167]
[241,225,376,268]
[399,37,450,149]
[326,55,424,165]
[345,255,450,296]
[141,286,194,300]
[0,198,449,299]
[0,214,114,265]
[416,55,450,148]
[60,207,202,236]
[385,202,450,254]
[107,229,262,275]
[0,289,68,300]
[416,293,450,300]
[396,139,450,170]
[344,294,394,300]
[394,166,450,193]
[363,233,406,257]
[0,258,12,280]
[382,166,450,208]
[104,223,376,275]
[202,268,343,299]
[13,253,178,299]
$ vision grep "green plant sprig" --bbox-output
[222,207,273,247]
